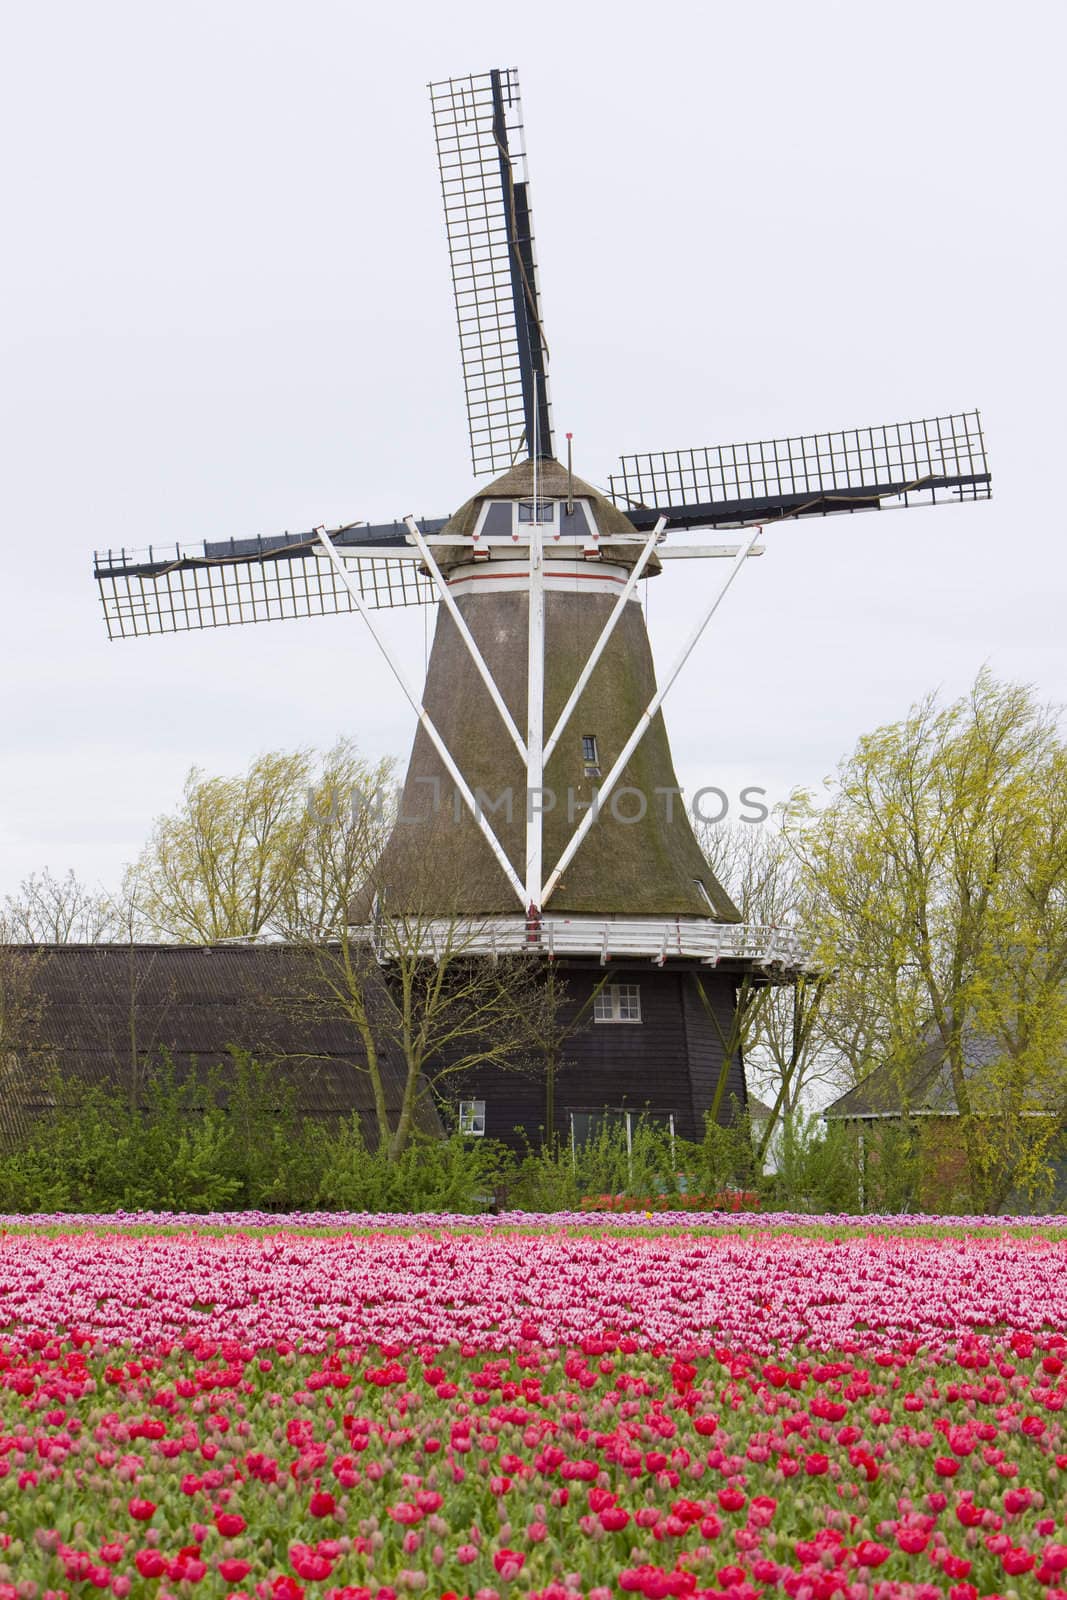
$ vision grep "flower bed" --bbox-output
[577,1196,760,1215]
[0,1226,1065,1599]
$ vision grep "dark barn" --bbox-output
[0,941,750,1157]
[0,943,441,1152]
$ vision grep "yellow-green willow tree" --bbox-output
[789,671,1067,1211]
[127,741,394,942]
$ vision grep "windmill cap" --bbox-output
[440,456,660,572]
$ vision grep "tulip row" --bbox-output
[2,1230,1066,1356]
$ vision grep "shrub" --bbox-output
[315,1119,505,1212]
[0,1054,321,1213]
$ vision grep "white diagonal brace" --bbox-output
[542,517,665,766]
[404,516,527,762]
[541,524,764,907]
[313,526,527,909]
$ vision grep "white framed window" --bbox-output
[458,1099,486,1137]
[593,983,642,1024]
[581,733,601,777]
[517,499,556,527]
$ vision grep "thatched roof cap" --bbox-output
[441,458,654,567]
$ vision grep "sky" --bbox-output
[1,0,1064,899]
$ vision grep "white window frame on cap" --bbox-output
[517,499,557,528]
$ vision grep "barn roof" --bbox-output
[0,943,442,1149]
[823,1028,1052,1120]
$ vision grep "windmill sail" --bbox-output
[429,68,553,477]
[610,410,990,532]
[94,520,443,639]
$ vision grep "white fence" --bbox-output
[354,915,809,972]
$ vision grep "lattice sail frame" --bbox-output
[429,68,552,478]
[610,410,990,529]
[94,527,436,640]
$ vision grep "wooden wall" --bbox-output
[446,961,746,1147]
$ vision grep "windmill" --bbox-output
[93,67,991,1146]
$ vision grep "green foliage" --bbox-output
[6,1057,1048,1217]
[859,1118,922,1214]
[0,1058,519,1214]
[222,1050,320,1208]
[765,1111,859,1214]
[506,1138,584,1213]
[314,1119,505,1213]
[0,1054,321,1214]
[128,741,394,941]
[677,1100,758,1198]
[509,1117,685,1212]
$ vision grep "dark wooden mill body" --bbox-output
[91,67,991,1150]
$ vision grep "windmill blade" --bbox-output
[429,67,553,477]
[610,410,991,532]
[94,519,447,640]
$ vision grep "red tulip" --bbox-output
[856,1540,890,1566]
[218,1560,253,1582]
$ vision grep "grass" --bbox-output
[2,1216,1067,1239]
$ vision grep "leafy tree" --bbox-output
[127,740,393,940]
[788,670,1067,1212]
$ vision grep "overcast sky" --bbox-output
[2,0,1064,898]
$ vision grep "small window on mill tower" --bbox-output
[582,734,600,777]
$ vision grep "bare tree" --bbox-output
[278,838,562,1161]
[3,868,137,943]
[0,920,48,1142]
[699,818,834,1164]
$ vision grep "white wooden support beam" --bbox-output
[657,543,766,560]
[525,513,546,909]
[540,525,764,907]
[542,517,664,767]
[404,517,527,763]
[313,526,527,909]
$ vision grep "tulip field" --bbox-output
[1,1217,1066,1600]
